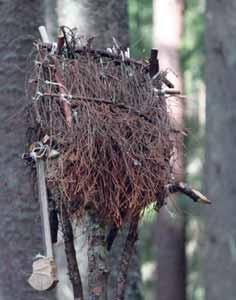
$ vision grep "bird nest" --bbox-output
[26,32,177,228]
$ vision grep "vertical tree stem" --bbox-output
[115,218,139,300]
[61,202,84,300]
[87,211,108,300]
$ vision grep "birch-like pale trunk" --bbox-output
[153,1,186,299]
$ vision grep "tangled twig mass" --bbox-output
[27,30,177,229]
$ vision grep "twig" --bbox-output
[41,91,180,125]
[50,57,73,128]
[60,202,84,300]
[115,218,139,300]
[42,92,155,123]
[39,42,146,67]
[167,182,211,204]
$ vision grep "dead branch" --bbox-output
[40,41,146,67]
[149,48,159,78]
[167,182,211,204]
[50,56,73,128]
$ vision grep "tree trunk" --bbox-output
[44,0,58,39]
[56,1,142,300]
[57,0,129,48]
[0,1,56,299]
[153,1,186,299]
[204,1,236,299]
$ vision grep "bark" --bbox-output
[0,1,55,299]
[86,212,108,300]
[61,203,84,300]
[204,1,236,299]
[153,1,186,299]
[108,228,143,300]
[57,2,142,300]
[115,220,139,300]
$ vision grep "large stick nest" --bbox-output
[27,31,176,227]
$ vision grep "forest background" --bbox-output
[0,0,234,300]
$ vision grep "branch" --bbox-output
[39,42,146,67]
[60,202,84,300]
[41,91,180,126]
[50,57,73,128]
[115,218,139,300]
[167,182,211,205]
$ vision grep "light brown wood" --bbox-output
[36,159,53,257]
[28,257,58,291]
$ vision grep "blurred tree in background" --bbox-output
[204,1,236,299]
[128,0,152,58]
[0,1,56,300]
[153,1,186,300]
[129,0,206,299]
[0,0,217,299]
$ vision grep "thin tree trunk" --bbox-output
[204,1,236,299]
[0,1,55,299]
[153,1,186,299]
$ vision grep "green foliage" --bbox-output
[181,0,205,84]
[181,2,205,300]
[128,0,153,58]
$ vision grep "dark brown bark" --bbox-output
[204,1,236,299]
[149,49,159,78]
[0,1,55,299]
[61,202,84,300]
